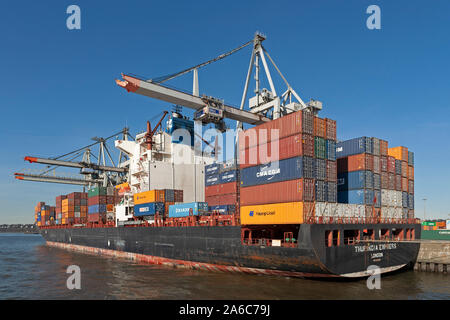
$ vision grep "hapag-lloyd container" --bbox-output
[326,160,337,182]
[388,146,408,161]
[337,153,373,172]
[134,202,164,217]
[238,110,314,150]
[336,137,373,158]
[338,189,375,205]
[205,182,238,197]
[240,178,314,205]
[239,133,313,169]
[240,156,303,187]
[168,202,208,218]
[337,170,373,190]
[240,201,305,225]
[315,159,327,180]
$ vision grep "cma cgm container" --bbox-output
[240,202,305,225]
[168,202,208,218]
[134,202,164,217]
[209,205,236,215]
[240,156,303,187]
[336,137,373,158]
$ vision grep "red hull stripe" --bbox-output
[46,241,338,278]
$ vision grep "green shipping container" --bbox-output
[421,230,450,241]
[314,137,326,159]
[422,221,436,226]
[88,186,107,198]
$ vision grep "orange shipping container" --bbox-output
[325,118,336,140]
[337,153,373,172]
[380,139,388,156]
[408,165,414,180]
[314,117,326,138]
[402,177,408,192]
[388,146,408,161]
[240,201,305,225]
[401,161,408,178]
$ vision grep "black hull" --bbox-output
[40,223,421,278]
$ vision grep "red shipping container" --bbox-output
[401,161,408,178]
[240,179,314,206]
[408,180,414,194]
[381,172,388,189]
[314,117,326,138]
[380,156,387,172]
[205,194,238,206]
[387,156,396,173]
[205,182,238,197]
[395,174,402,191]
[408,165,414,180]
[388,173,395,190]
[325,118,336,141]
[239,133,313,169]
[67,192,82,199]
[373,155,380,174]
[88,195,107,205]
[380,140,388,156]
[401,177,408,192]
[88,213,106,223]
[239,110,314,150]
[337,153,373,172]
[326,161,337,182]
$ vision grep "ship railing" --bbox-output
[305,216,419,225]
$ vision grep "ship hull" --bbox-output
[40,223,421,278]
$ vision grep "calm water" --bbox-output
[0,233,449,300]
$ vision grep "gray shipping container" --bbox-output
[302,156,315,179]
[315,180,327,202]
[315,159,327,181]
[327,182,337,203]
[371,137,380,156]
[373,173,381,190]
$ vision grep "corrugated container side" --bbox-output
[205,194,238,206]
[373,155,380,174]
[240,156,303,187]
[325,118,337,141]
[169,202,208,218]
[338,189,374,205]
[209,205,236,215]
[395,175,402,191]
[205,182,238,197]
[134,202,165,217]
[380,156,387,172]
[326,160,337,182]
[401,177,408,192]
[371,137,380,156]
[336,137,372,158]
[381,139,390,156]
[408,151,414,166]
[337,170,373,190]
[314,137,326,159]
[388,173,395,190]
[373,173,381,190]
[302,156,315,179]
[326,140,336,161]
[205,163,220,176]
[381,172,388,189]
[314,117,326,138]
[327,182,337,203]
[205,174,220,186]
[240,178,314,205]
[387,156,396,173]
[395,160,402,175]
[402,192,408,208]
[401,161,408,178]
[315,159,327,180]
[408,180,414,194]
[219,170,239,184]
[337,153,373,172]
[408,165,414,180]
[408,194,414,210]
[315,180,327,202]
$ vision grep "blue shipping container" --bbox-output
[169,202,209,218]
[209,205,236,215]
[408,194,414,210]
[205,174,220,186]
[327,182,337,203]
[205,163,220,176]
[337,170,373,191]
[134,202,164,217]
[402,192,408,208]
[88,204,106,214]
[336,137,373,158]
[338,189,374,205]
[408,151,414,166]
[302,156,315,179]
[220,160,238,173]
[315,159,327,180]
[240,156,303,187]
[219,170,239,184]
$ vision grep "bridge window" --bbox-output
[392,228,404,241]
[344,230,359,245]
[380,229,389,240]
[362,229,374,241]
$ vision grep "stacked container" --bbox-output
[88,187,108,223]
[133,189,182,218]
[168,202,209,218]
[204,161,239,213]
[336,137,382,219]
[34,202,45,227]
[388,146,414,219]
[238,110,336,224]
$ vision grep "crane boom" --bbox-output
[14,173,100,186]
[115,74,270,125]
[24,156,126,173]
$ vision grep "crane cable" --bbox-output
[149,39,254,84]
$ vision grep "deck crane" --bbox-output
[14,128,131,187]
[115,32,322,132]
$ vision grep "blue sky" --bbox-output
[0,0,449,223]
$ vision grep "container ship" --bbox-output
[18,34,420,278]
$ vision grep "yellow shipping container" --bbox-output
[134,190,164,205]
[388,146,408,161]
[62,199,69,207]
[240,202,304,225]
